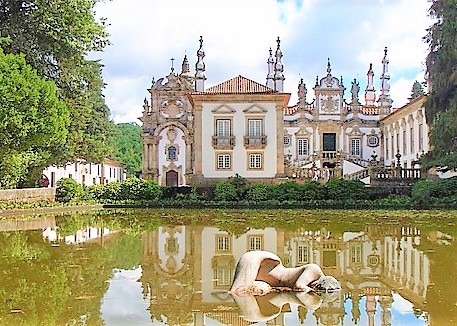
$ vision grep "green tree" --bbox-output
[0,47,69,188]
[423,0,457,168]
[0,0,115,166]
[409,80,425,101]
[113,123,142,176]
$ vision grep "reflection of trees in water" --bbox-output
[422,232,457,324]
[1,208,456,325]
[0,227,141,325]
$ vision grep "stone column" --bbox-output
[193,104,203,176]
[275,104,285,177]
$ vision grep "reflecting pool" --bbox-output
[0,208,456,325]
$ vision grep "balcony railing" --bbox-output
[244,136,267,149]
[212,136,235,149]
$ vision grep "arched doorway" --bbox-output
[166,170,178,187]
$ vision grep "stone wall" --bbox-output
[0,188,56,203]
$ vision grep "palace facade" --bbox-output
[140,37,429,186]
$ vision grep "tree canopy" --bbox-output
[0,47,69,188]
[0,0,116,187]
[423,0,457,168]
[112,123,143,176]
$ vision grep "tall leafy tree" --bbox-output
[423,0,457,168]
[0,0,115,166]
[112,123,142,176]
[410,80,425,101]
[0,46,69,188]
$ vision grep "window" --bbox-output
[297,138,309,157]
[410,127,414,154]
[248,153,262,169]
[323,133,336,152]
[284,135,291,146]
[216,235,231,252]
[248,119,262,136]
[391,135,394,159]
[214,268,232,287]
[350,243,362,264]
[216,119,231,136]
[217,153,231,170]
[403,130,407,154]
[167,146,177,161]
[396,133,400,154]
[351,138,361,156]
[248,235,263,250]
[418,123,423,151]
[367,135,379,147]
[297,244,309,264]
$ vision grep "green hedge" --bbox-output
[51,175,457,210]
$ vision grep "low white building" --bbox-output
[42,158,126,187]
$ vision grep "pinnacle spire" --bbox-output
[195,36,206,92]
[273,36,285,92]
[266,47,275,89]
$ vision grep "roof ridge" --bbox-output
[205,75,274,94]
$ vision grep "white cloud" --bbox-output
[93,0,433,123]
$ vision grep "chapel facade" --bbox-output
[140,37,429,187]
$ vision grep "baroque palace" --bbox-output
[140,37,429,187]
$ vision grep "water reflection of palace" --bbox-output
[140,224,435,325]
[42,226,118,245]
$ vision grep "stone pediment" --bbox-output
[243,104,267,114]
[211,105,236,114]
[295,125,310,136]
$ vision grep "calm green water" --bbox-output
[0,208,456,326]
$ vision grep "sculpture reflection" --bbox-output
[232,291,338,323]
[229,250,340,322]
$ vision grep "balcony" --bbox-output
[212,136,236,150]
[243,136,267,149]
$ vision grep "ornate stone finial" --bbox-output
[327,58,331,75]
[195,36,206,91]
[151,77,155,86]
[180,54,189,74]
[170,57,175,72]
[315,75,319,86]
[378,46,392,113]
[273,37,285,92]
[180,54,193,90]
[266,47,275,89]
[379,46,391,96]
[144,97,148,105]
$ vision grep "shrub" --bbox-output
[56,178,86,203]
[300,181,324,201]
[271,181,302,201]
[246,183,270,201]
[214,181,237,201]
[411,179,432,207]
[228,174,248,200]
[324,178,368,200]
[101,182,122,201]
[411,177,457,208]
[142,180,163,200]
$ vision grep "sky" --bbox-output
[91,0,433,124]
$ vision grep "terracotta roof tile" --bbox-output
[204,75,274,94]
[285,105,299,115]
